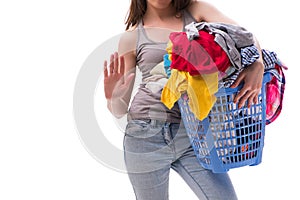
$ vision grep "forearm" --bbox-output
[106,72,135,118]
[107,97,129,118]
[252,35,264,66]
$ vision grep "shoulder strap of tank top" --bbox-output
[183,9,197,29]
[136,21,153,47]
[135,21,152,62]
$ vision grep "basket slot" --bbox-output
[178,73,270,172]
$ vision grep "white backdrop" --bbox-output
[0,0,299,199]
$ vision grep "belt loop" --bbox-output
[150,119,156,126]
[163,122,172,145]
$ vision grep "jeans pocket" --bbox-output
[125,119,151,138]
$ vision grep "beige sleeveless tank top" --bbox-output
[128,10,196,123]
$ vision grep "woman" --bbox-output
[104,0,264,199]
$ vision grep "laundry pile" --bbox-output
[153,22,287,124]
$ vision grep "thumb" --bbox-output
[230,73,245,88]
[124,73,135,87]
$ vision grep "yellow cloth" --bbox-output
[161,69,218,121]
[166,40,173,61]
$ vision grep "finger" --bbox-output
[113,52,119,73]
[109,54,114,74]
[246,93,256,108]
[119,56,125,83]
[119,56,125,75]
[249,90,261,107]
[237,91,251,109]
[104,60,108,78]
[252,93,259,105]
[230,72,245,88]
[233,86,248,103]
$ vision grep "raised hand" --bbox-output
[104,52,135,100]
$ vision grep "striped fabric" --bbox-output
[220,47,287,125]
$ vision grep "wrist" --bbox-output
[250,60,264,69]
[106,97,129,118]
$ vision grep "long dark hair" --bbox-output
[125,0,192,30]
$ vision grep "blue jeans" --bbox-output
[123,119,238,200]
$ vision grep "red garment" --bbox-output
[266,64,285,124]
[169,31,231,75]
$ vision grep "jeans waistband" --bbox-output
[138,119,171,127]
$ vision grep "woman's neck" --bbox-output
[143,5,179,27]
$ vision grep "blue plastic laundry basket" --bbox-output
[178,73,271,173]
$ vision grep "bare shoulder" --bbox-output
[118,26,138,57]
[187,0,214,22]
[187,0,237,24]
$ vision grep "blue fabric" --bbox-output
[163,54,171,78]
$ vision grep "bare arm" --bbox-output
[104,30,137,118]
[189,0,265,108]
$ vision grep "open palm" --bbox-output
[104,52,134,99]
